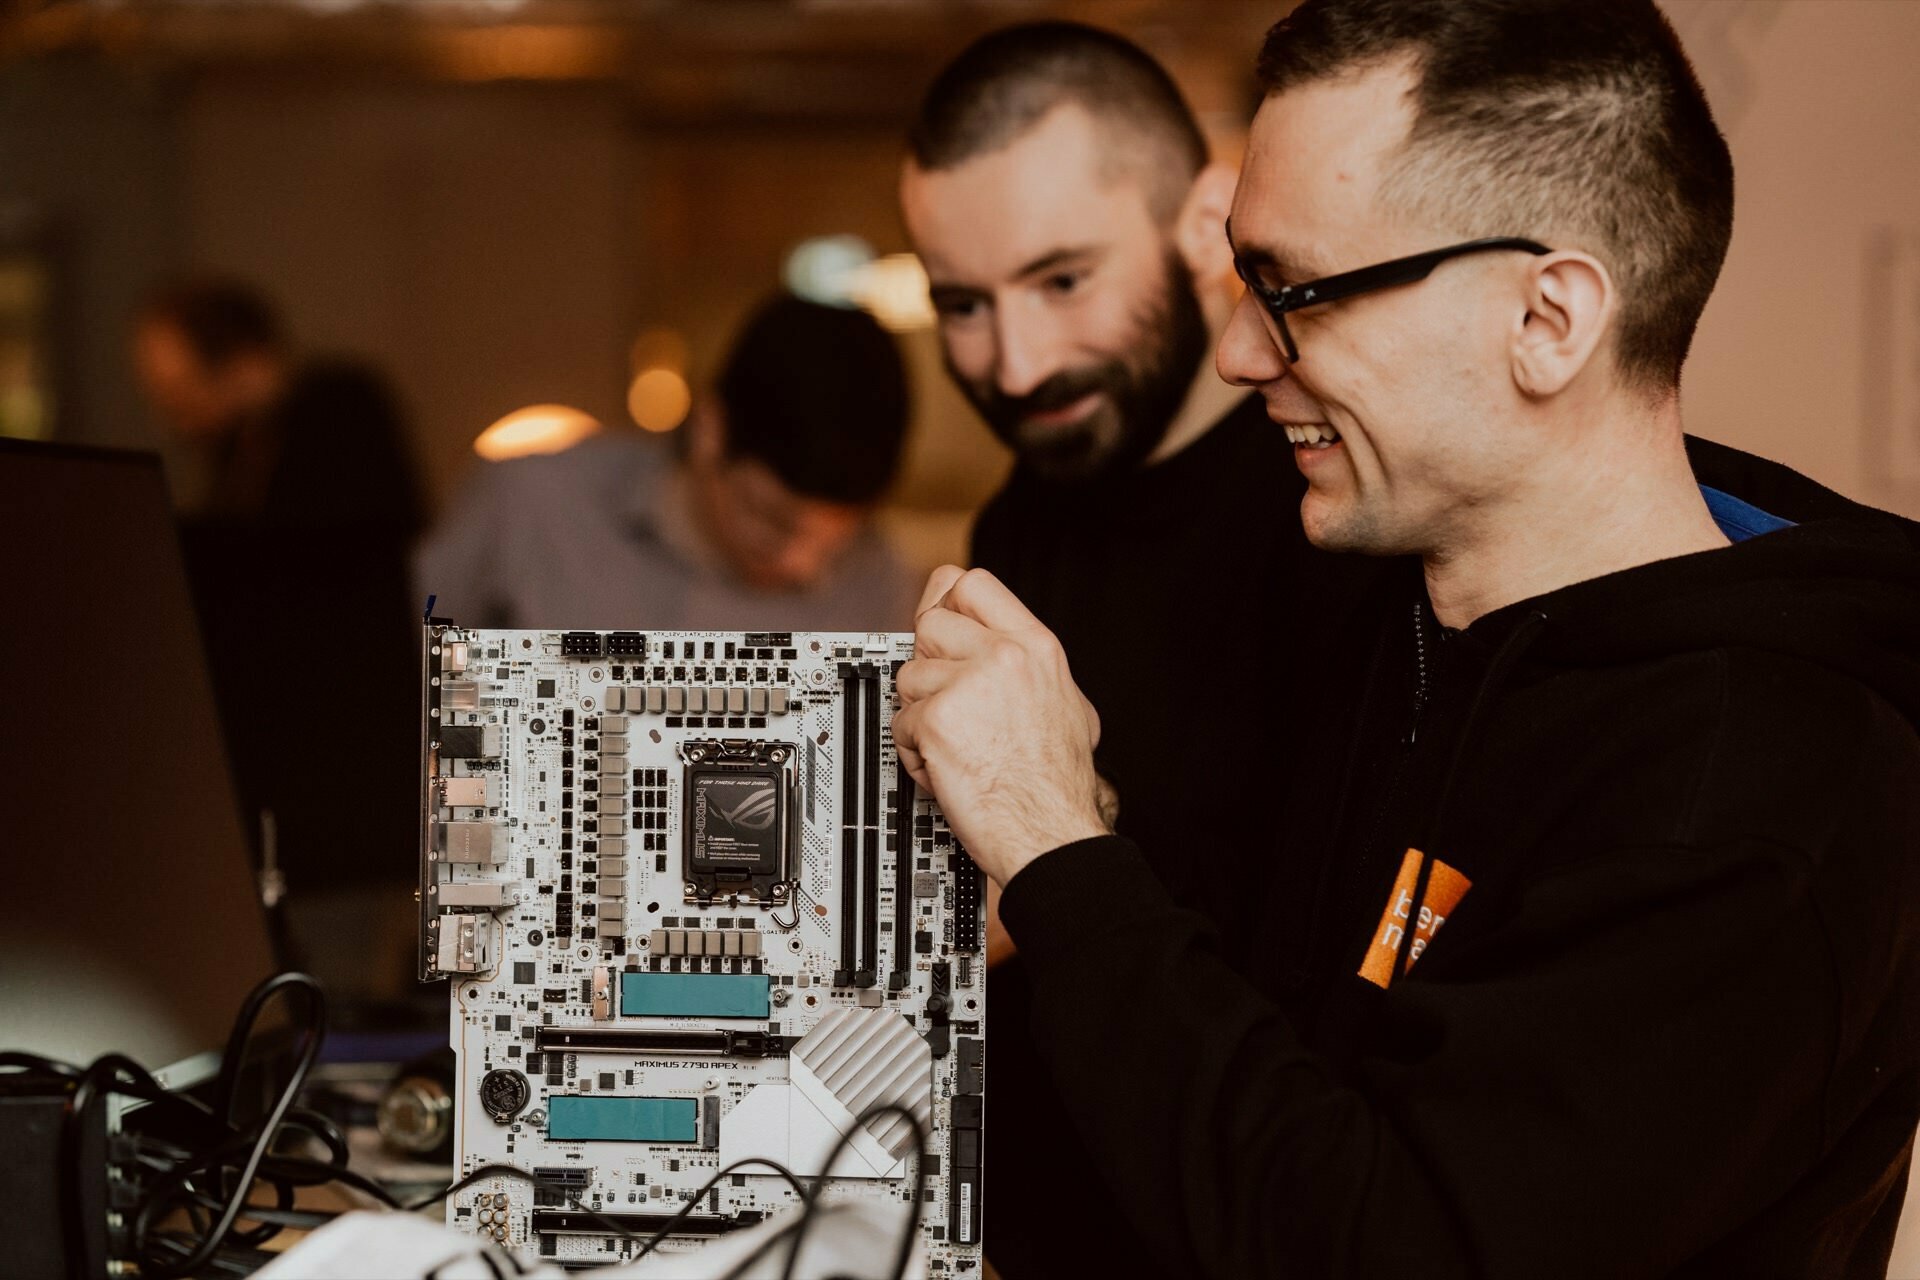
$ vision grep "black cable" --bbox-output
[779,1101,928,1280]
[629,1156,810,1260]
[716,1215,812,1280]
[406,1155,809,1268]
[17,974,938,1278]
[0,1050,82,1079]
[131,971,327,1278]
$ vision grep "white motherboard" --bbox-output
[417,624,985,1273]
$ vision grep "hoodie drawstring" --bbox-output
[1391,608,1551,980]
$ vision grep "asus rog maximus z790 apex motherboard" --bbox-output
[418,623,985,1271]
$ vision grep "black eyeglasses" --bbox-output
[1232,236,1552,363]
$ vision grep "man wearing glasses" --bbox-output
[899,24,1383,1278]
[895,1,1920,1275]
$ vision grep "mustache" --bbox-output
[972,364,1117,428]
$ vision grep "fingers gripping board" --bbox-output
[419,626,986,1270]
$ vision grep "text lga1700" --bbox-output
[418,624,987,1270]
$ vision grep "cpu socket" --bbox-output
[679,739,795,907]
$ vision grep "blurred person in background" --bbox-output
[898,24,1379,1278]
[136,276,422,528]
[133,276,426,963]
[416,292,916,631]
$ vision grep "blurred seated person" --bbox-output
[416,293,917,632]
[134,276,425,902]
[136,275,422,528]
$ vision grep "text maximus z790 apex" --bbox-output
[418,625,985,1271]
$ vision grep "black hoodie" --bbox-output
[994,437,1920,1278]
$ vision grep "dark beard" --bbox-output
[954,248,1210,483]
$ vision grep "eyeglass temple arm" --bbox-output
[1281,238,1552,312]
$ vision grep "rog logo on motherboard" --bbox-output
[715,787,778,832]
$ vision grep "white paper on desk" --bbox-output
[253,1212,552,1279]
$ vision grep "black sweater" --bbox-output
[972,395,1371,1277]
[993,436,1920,1277]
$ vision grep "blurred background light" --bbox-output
[783,234,874,308]
[627,367,691,434]
[849,252,934,333]
[473,403,599,460]
[784,235,934,333]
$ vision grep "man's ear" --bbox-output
[1510,252,1615,398]
[1174,162,1239,282]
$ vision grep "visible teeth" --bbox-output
[1282,423,1342,447]
[1303,424,1325,445]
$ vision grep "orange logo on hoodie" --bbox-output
[1358,848,1471,988]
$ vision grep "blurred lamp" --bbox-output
[784,235,874,307]
[473,404,599,461]
[628,367,692,434]
[849,254,935,333]
[783,236,935,333]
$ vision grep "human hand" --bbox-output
[893,566,1109,886]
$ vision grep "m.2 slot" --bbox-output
[533,1027,786,1058]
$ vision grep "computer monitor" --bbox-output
[0,439,277,1071]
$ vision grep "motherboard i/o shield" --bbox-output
[418,625,986,1270]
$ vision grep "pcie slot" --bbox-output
[889,774,915,990]
[533,1027,785,1058]
[860,664,881,988]
[532,1209,764,1238]
[836,666,861,986]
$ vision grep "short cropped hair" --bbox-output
[1257,0,1734,392]
[140,276,286,368]
[717,294,909,506]
[907,21,1208,223]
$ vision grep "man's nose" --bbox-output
[992,307,1062,400]
[1217,289,1291,388]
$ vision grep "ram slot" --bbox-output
[858,664,881,988]
[835,665,862,986]
[888,774,915,990]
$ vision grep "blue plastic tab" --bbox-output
[546,1095,698,1143]
[619,972,771,1019]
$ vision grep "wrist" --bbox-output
[988,815,1110,886]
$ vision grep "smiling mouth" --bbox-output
[1023,392,1102,430]
[1281,422,1342,449]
